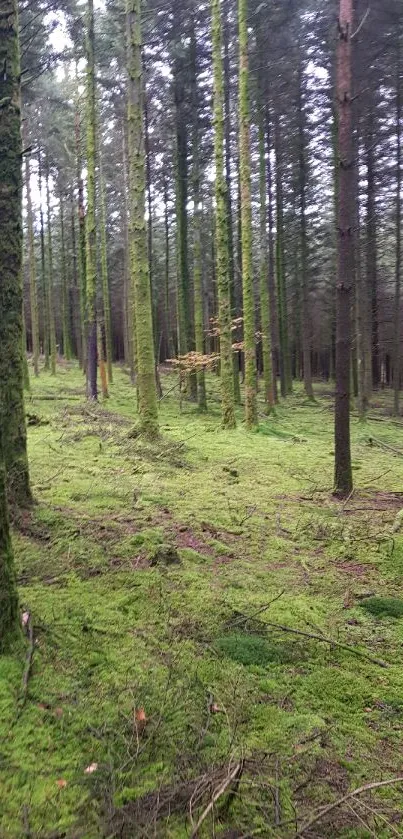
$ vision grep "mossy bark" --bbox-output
[257,80,274,413]
[126,0,159,437]
[85,0,98,400]
[190,27,207,411]
[121,118,137,386]
[0,431,19,652]
[70,201,83,364]
[25,155,39,376]
[238,0,257,428]
[45,165,57,375]
[0,0,31,507]
[212,0,236,428]
[99,149,113,384]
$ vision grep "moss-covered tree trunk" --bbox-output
[25,155,39,376]
[0,0,31,508]
[238,0,257,428]
[0,430,19,652]
[45,165,57,375]
[85,0,97,400]
[70,200,83,364]
[211,0,236,428]
[99,148,113,384]
[257,77,274,413]
[190,26,207,410]
[121,118,137,385]
[126,0,159,437]
[60,195,72,360]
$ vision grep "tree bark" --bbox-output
[393,31,402,416]
[297,57,314,400]
[334,0,354,499]
[25,154,39,376]
[85,0,98,400]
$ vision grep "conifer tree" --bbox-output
[212,0,236,428]
[238,0,257,428]
[0,0,31,507]
[25,155,39,376]
[85,0,98,399]
[126,0,159,437]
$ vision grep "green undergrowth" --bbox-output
[1,364,403,837]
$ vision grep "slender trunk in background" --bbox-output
[257,73,274,412]
[121,118,136,384]
[238,0,257,428]
[334,0,354,499]
[97,323,108,398]
[144,78,162,397]
[60,195,72,360]
[190,24,207,410]
[126,0,159,436]
[85,0,98,400]
[365,104,378,390]
[70,200,83,364]
[297,57,314,400]
[163,170,173,359]
[25,155,39,376]
[265,110,279,403]
[22,308,30,392]
[45,165,57,375]
[38,150,49,368]
[223,0,240,404]
[274,111,292,396]
[212,0,236,427]
[99,149,113,383]
[393,34,402,416]
[75,98,87,372]
[0,0,31,507]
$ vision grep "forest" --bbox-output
[1,0,403,835]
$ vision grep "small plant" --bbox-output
[360,597,403,618]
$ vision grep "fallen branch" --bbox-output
[189,759,244,838]
[295,776,403,837]
[255,620,388,668]
[368,437,403,457]
[230,591,285,627]
[19,613,34,709]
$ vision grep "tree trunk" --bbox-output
[75,98,87,372]
[70,199,83,364]
[99,148,113,383]
[265,110,279,403]
[38,150,49,369]
[0,0,31,507]
[212,0,236,428]
[365,104,379,391]
[297,57,314,400]
[45,164,57,375]
[334,0,354,499]
[85,0,98,400]
[393,32,402,416]
[126,0,159,437]
[60,194,72,360]
[121,117,136,384]
[25,155,39,376]
[0,429,19,651]
[190,25,207,410]
[257,73,274,413]
[274,111,292,396]
[238,0,257,428]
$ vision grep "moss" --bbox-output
[216,632,302,667]
[360,597,403,619]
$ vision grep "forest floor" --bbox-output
[1,364,403,838]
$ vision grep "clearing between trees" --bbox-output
[1,365,403,838]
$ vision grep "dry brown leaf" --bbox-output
[56,779,67,788]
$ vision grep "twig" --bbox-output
[295,776,403,837]
[351,6,370,39]
[256,620,388,668]
[230,591,285,627]
[369,437,403,456]
[189,759,244,839]
[19,614,34,709]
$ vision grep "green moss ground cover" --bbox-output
[1,364,403,837]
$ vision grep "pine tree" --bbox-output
[126,0,159,437]
[238,0,257,428]
[212,0,236,428]
[25,155,40,376]
[334,0,354,498]
[45,163,57,375]
[257,75,274,412]
[85,0,98,399]
[0,0,31,507]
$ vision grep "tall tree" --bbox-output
[238,0,257,428]
[393,30,402,415]
[212,0,236,428]
[257,72,274,412]
[126,0,159,437]
[297,55,314,400]
[334,0,354,498]
[25,155,39,376]
[85,0,98,399]
[0,0,31,507]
